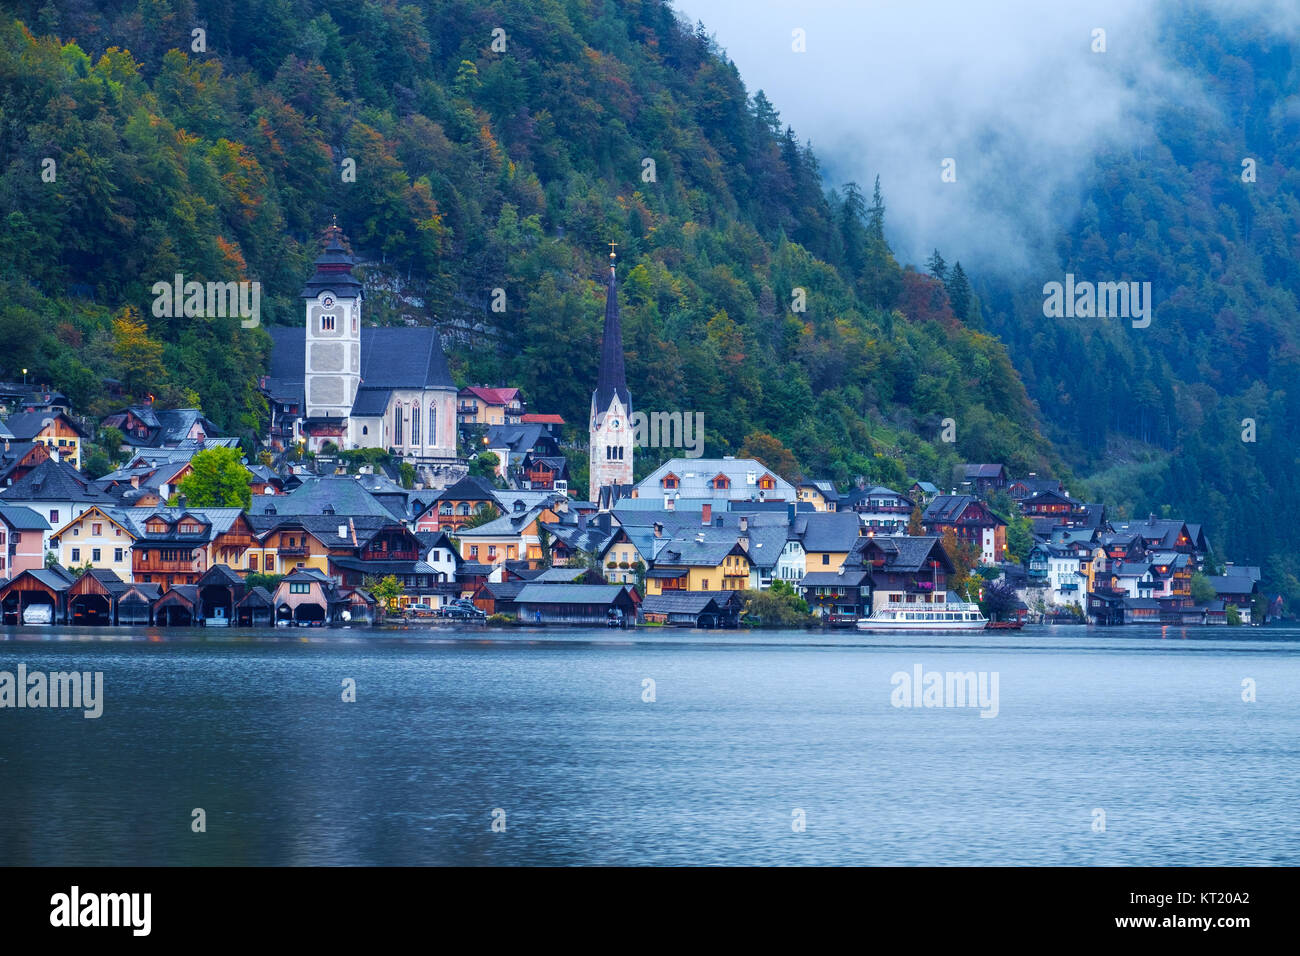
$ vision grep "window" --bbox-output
[712,474,730,490]
[429,403,437,445]
[92,549,101,562]
[321,314,335,332]
[73,527,79,536]
[93,523,102,536]
[394,405,403,444]
[822,554,830,565]
[759,474,775,490]
[662,474,679,489]
[470,546,479,558]
[702,579,709,590]
[411,406,420,447]
[290,582,310,594]
[49,510,59,524]
[71,548,80,562]
[249,554,259,571]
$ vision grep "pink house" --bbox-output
[0,504,51,580]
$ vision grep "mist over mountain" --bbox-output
[682,0,1300,597]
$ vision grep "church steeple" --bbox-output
[589,247,633,495]
[594,248,630,411]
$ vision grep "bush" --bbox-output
[487,613,519,626]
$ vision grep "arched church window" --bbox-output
[362,426,368,435]
[429,403,437,445]
[321,314,335,332]
[412,406,421,447]
[394,405,403,445]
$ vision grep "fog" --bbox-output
[672,0,1297,274]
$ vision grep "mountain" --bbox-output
[976,2,1300,605]
[0,0,1060,496]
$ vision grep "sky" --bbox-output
[670,0,1295,274]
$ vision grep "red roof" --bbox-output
[521,413,565,424]
[461,386,519,405]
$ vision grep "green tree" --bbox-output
[1190,572,1216,604]
[462,503,501,530]
[177,447,253,509]
[369,574,404,613]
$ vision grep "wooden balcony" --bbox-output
[363,550,418,561]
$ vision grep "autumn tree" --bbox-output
[111,306,166,398]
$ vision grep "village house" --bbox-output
[921,494,1007,566]
[0,437,52,487]
[128,508,256,588]
[796,480,840,512]
[959,463,1009,495]
[414,475,500,533]
[0,458,117,543]
[47,505,136,579]
[843,485,916,534]
[795,511,864,573]
[643,529,751,596]
[0,504,50,581]
[455,501,564,569]
[1,410,88,469]
[457,386,524,426]
[636,457,797,505]
[100,406,230,451]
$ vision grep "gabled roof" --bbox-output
[963,463,1007,479]
[515,583,631,605]
[0,504,50,531]
[922,495,1005,526]
[2,410,88,440]
[251,476,395,518]
[434,475,499,503]
[461,386,520,405]
[653,533,748,567]
[266,325,454,400]
[797,512,861,552]
[0,459,116,505]
[635,458,797,502]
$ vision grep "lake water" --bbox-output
[2,623,1297,866]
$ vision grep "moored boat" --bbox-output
[985,620,1024,630]
[856,596,987,632]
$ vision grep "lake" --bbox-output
[2,623,1297,865]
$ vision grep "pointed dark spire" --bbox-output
[593,254,630,412]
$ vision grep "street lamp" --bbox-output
[22,368,27,386]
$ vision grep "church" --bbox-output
[588,249,634,496]
[263,225,458,463]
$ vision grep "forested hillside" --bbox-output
[0,0,1056,495]
[979,2,1300,603]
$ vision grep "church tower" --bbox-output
[301,223,362,451]
[589,249,633,493]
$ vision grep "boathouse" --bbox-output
[67,568,130,625]
[0,566,76,625]
[196,564,247,626]
[235,586,274,627]
[154,585,201,626]
[513,583,640,626]
[117,583,161,625]
[640,590,743,628]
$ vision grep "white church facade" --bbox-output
[263,226,458,463]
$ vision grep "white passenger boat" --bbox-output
[855,597,987,632]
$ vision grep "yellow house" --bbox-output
[645,536,750,595]
[798,512,861,573]
[457,504,559,568]
[245,517,344,576]
[797,481,839,512]
[3,411,86,469]
[48,506,135,578]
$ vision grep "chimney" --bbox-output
[739,515,749,533]
[338,524,347,540]
[665,495,675,511]
[654,522,663,538]
[787,502,795,523]
[701,502,712,526]
[577,513,587,530]
[597,513,611,533]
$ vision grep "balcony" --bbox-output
[278,545,310,556]
[363,550,418,561]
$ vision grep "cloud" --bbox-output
[671,0,1287,274]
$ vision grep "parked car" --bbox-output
[438,603,486,621]
[405,603,435,617]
